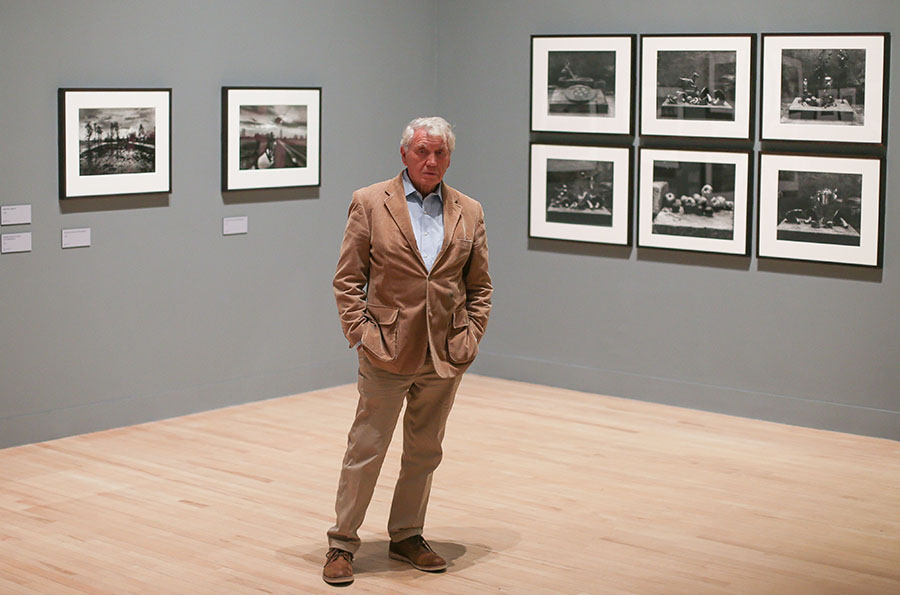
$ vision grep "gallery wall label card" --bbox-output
[1,232,32,254]
[62,227,91,249]
[223,216,248,235]
[1,205,32,226]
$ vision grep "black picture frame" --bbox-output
[757,152,884,267]
[531,35,635,135]
[639,34,756,140]
[760,33,889,146]
[222,87,322,191]
[637,147,752,255]
[58,88,172,199]
[529,143,633,245]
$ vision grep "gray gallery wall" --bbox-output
[1,0,898,449]
[436,0,900,439]
[0,0,437,448]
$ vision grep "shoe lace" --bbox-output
[327,548,353,563]
[411,535,435,553]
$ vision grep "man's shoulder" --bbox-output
[353,176,401,203]
[444,183,483,213]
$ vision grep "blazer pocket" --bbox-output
[452,238,473,254]
[361,303,401,362]
[445,238,473,267]
[447,307,478,364]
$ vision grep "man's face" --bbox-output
[401,128,451,195]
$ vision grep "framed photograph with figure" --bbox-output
[531,35,635,135]
[58,88,172,199]
[222,87,321,190]
[761,33,889,145]
[640,34,755,140]
[529,143,632,245]
[638,148,751,255]
[758,153,883,266]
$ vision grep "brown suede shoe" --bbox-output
[323,548,354,585]
[388,535,447,571]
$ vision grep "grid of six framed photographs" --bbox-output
[529,32,889,268]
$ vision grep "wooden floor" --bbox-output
[2,375,899,594]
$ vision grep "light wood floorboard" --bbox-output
[1,375,898,594]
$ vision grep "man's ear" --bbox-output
[400,146,408,167]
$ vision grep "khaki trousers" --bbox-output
[327,349,463,554]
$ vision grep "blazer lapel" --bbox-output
[433,183,463,268]
[383,175,427,269]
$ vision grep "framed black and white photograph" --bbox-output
[640,35,755,139]
[530,144,632,245]
[761,34,888,144]
[638,148,750,254]
[58,88,171,199]
[758,153,882,266]
[531,35,634,135]
[222,87,321,191]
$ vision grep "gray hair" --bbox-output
[400,116,455,153]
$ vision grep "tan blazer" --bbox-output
[333,174,492,377]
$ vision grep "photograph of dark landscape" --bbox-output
[78,107,156,176]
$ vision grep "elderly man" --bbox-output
[325,117,492,585]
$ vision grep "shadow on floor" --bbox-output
[281,525,521,580]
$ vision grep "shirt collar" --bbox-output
[402,169,443,202]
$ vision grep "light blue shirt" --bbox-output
[402,169,444,272]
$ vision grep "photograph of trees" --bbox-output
[78,107,155,176]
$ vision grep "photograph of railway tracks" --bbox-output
[239,104,307,170]
[222,87,321,190]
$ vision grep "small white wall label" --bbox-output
[62,228,91,249]
[223,216,248,235]
[1,205,32,226]
[1,232,32,254]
